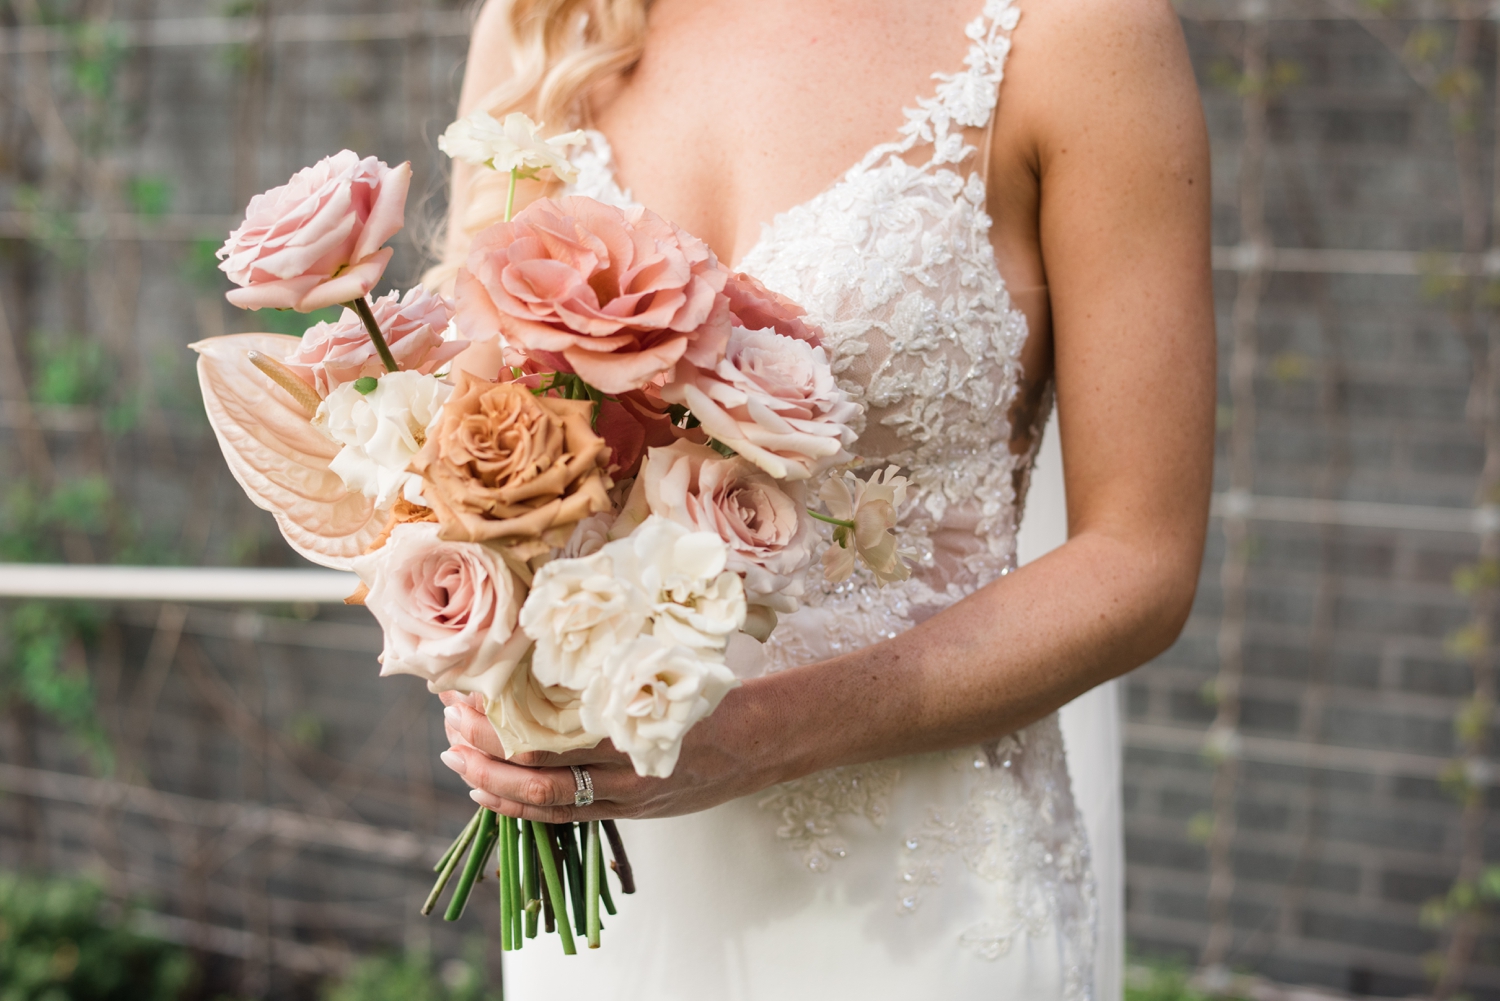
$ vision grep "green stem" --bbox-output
[423,812,480,915]
[807,509,855,530]
[520,821,539,939]
[505,167,518,223]
[434,808,483,873]
[444,809,497,921]
[558,822,588,936]
[506,815,523,950]
[498,816,513,951]
[348,296,399,373]
[530,821,576,954]
[585,820,602,948]
[597,831,616,917]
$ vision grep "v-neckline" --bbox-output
[576,126,899,271]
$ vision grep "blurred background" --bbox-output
[0,0,1496,998]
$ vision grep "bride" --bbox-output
[431,0,1214,997]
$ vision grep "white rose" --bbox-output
[486,653,601,758]
[519,548,651,692]
[353,522,529,701]
[438,111,586,184]
[580,633,739,778]
[316,370,451,507]
[615,516,747,653]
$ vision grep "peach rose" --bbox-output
[286,286,467,397]
[724,271,822,347]
[620,440,814,612]
[352,522,530,702]
[410,370,612,549]
[660,326,860,481]
[218,150,411,312]
[454,196,731,394]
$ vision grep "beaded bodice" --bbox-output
[566,1,1095,994]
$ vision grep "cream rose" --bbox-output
[316,371,452,507]
[486,654,600,758]
[519,547,651,692]
[660,326,860,481]
[218,150,411,312]
[353,522,529,701]
[580,633,738,778]
[286,286,466,397]
[616,516,747,653]
[620,440,814,613]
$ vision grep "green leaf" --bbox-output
[354,376,379,395]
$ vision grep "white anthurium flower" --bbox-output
[438,111,586,184]
[580,632,739,778]
[819,466,915,586]
[192,332,385,568]
[315,370,451,508]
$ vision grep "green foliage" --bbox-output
[0,872,192,1001]
[1125,959,1212,1001]
[0,601,108,768]
[182,238,227,291]
[29,333,106,407]
[1422,865,1500,930]
[125,176,173,220]
[322,947,499,1001]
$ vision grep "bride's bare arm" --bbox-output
[441,0,1215,821]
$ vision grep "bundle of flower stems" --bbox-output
[423,806,635,953]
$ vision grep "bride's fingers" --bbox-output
[440,743,636,815]
[441,699,633,770]
[442,701,507,759]
[465,788,622,825]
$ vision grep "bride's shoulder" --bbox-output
[1003,0,1201,155]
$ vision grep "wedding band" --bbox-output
[570,765,594,808]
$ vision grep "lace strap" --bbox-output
[855,0,1021,174]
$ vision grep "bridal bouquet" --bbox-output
[192,112,911,954]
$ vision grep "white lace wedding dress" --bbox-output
[504,2,1122,996]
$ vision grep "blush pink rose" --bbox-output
[660,327,860,481]
[724,271,822,347]
[284,286,467,397]
[619,440,814,613]
[218,150,412,312]
[352,521,531,702]
[454,196,731,394]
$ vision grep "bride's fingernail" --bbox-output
[440,750,466,774]
[443,705,462,722]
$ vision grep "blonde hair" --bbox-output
[425,0,651,287]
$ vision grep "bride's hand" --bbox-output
[436,686,793,822]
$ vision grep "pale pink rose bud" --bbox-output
[454,196,731,394]
[218,150,412,312]
[660,326,861,481]
[284,286,467,397]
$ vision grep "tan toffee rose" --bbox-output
[410,370,612,549]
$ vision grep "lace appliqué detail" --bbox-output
[759,764,902,873]
[899,720,1096,999]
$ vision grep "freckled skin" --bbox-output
[441,0,1216,822]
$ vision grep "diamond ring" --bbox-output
[570,765,594,808]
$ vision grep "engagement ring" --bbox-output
[571,765,594,808]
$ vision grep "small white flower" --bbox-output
[819,466,914,586]
[580,633,739,778]
[521,548,652,692]
[316,371,451,508]
[438,111,586,184]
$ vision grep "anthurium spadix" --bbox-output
[191,332,384,568]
